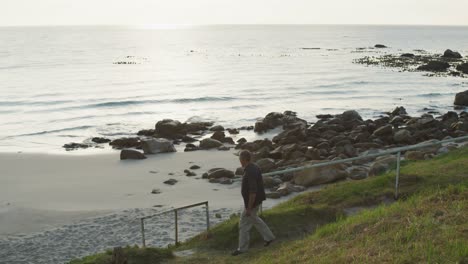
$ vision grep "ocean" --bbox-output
[1,25,467,152]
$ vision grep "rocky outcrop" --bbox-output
[110,138,141,149]
[155,119,183,138]
[254,111,307,133]
[457,63,468,74]
[199,138,223,149]
[442,49,462,59]
[204,168,235,179]
[120,149,146,160]
[255,158,276,173]
[210,131,235,144]
[374,44,387,48]
[454,90,468,106]
[63,143,90,150]
[91,137,111,144]
[417,61,450,72]
[293,162,348,186]
[141,139,176,154]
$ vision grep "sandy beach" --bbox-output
[0,149,309,263]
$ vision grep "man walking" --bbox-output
[232,150,275,256]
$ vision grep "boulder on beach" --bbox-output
[457,63,468,74]
[63,142,90,150]
[255,158,276,173]
[155,119,183,137]
[91,137,111,144]
[110,137,141,149]
[417,61,450,72]
[206,168,235,179]
[210,125,225,132]
[391,106,407,116]
[341,110,363,121]
[120,149,146,160]
[164,179,178,185]
[372,124,393,137]
[141,138,176,154]
[293,161,348,187]
[393,129,413,144]
[454,90,468,106]
[199,138,223,149]
[184,143,199,152]
[442,49,462,59]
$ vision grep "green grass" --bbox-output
[68,246,173,264]
[70,146,468,264]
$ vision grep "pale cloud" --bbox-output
[1,0,467,26]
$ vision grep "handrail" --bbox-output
[263,135,468,177]
[140,201,209,247]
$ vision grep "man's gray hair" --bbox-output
[239,150,252,162]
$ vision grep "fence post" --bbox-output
[205,202,210,231]
[174,210,179,245]
[140,218,146,248]
[395,151,401,200]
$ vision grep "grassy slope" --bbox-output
[70,146,468,264]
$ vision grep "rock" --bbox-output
[266,192,282,199]
[164,179,178,185]
[141,138,176,154]
[199,138,223,149]
[442,49,462,59]
[405,151,425,161]
[457,63,468,74]
[237,138,247,144]
[454,90,468,106]
[277,182,305,195]
[341,110,362,121]
[91,137,111,144]
[227,128,239,134]
[218,146,230,151]
[207,168,235,179]
[63,143,89,150]
[305,148,321,160]
[254,121,269,133]
[209,177,233,184]
[368,155,397,176]
[110,137,141,149]
[210,125,225,132]
[215,213,222,218]
[417,61,450,72]
[255,158,276,173]
[393,129,413,144]
[151,189,161,194]
[137,129,156,136]
[120,149,146,160]
[190,165,201,170]
[372,125,393,137]
[185,170,197,176]
[184,143,200,152]
[391,106,407,116]
[235,167,244,175]
[349,167,368,180]
[263,176,277,188]
[293,162,348,187]
[211,131,225,141]
[181,135,197,143]
[155,119,183,137]
[374,44,387,48]
[401,53,415,58]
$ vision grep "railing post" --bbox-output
[174,209,179,245]
[140,218,146,248]
[205,202,210,231]
[395,151,401,200]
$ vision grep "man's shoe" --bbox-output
[231,250,244,256]
[264,239,274,247]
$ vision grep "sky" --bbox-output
[1,0,468,26]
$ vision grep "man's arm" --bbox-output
[246,167,258,216]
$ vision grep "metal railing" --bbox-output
[263,135,468,199]
[140,201,210,247]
